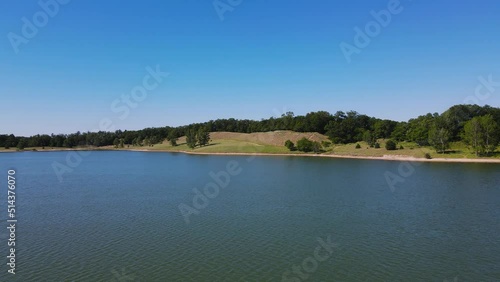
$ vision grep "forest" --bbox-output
[2,104,499,156]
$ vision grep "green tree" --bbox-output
[325,111,372,144]
[362,130,376,146]
[63,139,71,148]
[296,137,314,152]
[113,138,120,148]
[149,136,161,146]
[374,120,397,139]
[480,114,499,155]
[169,138,178,146]
[5,134,16,149]
[428,126,450,154]
[385,140,397,150]
[407,113,436,146]
[441,104,488,141]
[197,128,210,147]
[321,141,331,148]
[303,111,333,133]
[464,115,499,156]
[186,129,197,149]
[284,140,296,151]
[312,141,322,153]
[16,138,28,150]
[167,130,179,146]
[391,122,408,141]
[132,137,141,146]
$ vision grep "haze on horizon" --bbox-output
[1,0,500,136]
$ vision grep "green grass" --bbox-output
[141,139,480,159]
[3,139,499,160]
[329,140,433,158]
[327,140,500,159]
[144,139,292,154]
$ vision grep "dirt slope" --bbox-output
[207,131,329,146]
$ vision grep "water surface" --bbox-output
[0,151,499,281]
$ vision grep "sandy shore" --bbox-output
[3,147,500,163]
[172,151,500,163]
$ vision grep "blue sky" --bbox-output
[1,0,500,136]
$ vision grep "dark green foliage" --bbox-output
[374,142,380,149]
[197,128,210,147]
[385,140,397,150]
[362,130,376,147]
[425,153,432,159]
[407,113,437,146]
[463,115,499,156]
[63,139,71,148]
[113,138,120,148]
[16,138,27,150]
[391,122,408,141]
[284,140,296,151]
[399,145,404,150]
[373,120,398,139]
[186,129,197,149]
[302,111,333,133]
[296,137,314,152]
[428,125,450,154]
[167,130,179,146]
[169,138,177,146]
[132,137,141,146]
[325,111,373,144]
[312,141,322,153]
[321,141,331,148]
[441,104,500,141]
[355,143,361,149]
[3,104,499,153]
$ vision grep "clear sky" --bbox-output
[1,0,500,136]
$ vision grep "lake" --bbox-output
[1,151,499,281]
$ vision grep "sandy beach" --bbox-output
[174,150,500,163]
[3,147,500,163]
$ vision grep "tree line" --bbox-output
[2,104,499,156]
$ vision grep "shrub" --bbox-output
[297,137,314,152]
[169,138,178,147]
[355,143,361,149]
[399,145,404,150]
[385,140,397,150]
[312,141,322,153]
[374,142,380,149]
[425,153,432,159]
[284,140,296,151]
[321,141,332,148]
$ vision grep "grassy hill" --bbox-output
[3,130,500,161]
[142,131,329,154]
[132,131,499,160]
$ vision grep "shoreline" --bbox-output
[173,150,500,163]
[3,147,500,164]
